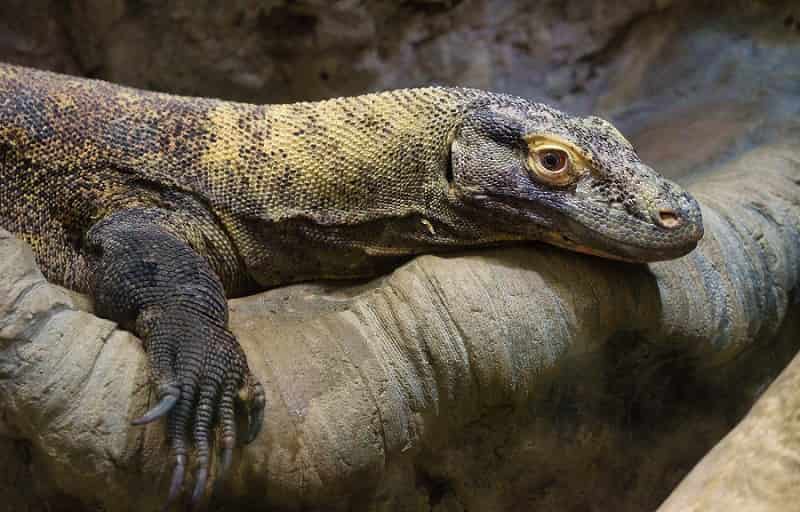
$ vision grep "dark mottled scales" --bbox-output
[0,63,703,506]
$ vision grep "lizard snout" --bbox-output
[647,184,703,237]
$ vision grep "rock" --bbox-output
[658,338,800,512]
[0,0,672,110]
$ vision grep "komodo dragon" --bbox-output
[0,63,704,507]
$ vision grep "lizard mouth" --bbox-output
[542,232,636,261]
[543,204,704,262]
[541,230,698,263]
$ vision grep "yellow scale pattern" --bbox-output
[0,64,481,290]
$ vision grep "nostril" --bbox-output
[657,209,682,229]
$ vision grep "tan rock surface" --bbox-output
[658,343,800,512]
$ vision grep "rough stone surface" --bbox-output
[657,318,800,512]
[0,0,674,112]
[1,1,800,511]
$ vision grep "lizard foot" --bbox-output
[131,308,265,509]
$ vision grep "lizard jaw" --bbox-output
[460,192,704,263]
[540,230,700,263]
[545,198,704,263]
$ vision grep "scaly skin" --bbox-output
[0,64,703,507]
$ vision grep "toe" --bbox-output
[163,382,196,507]
[217,376,238,480]
[190,380,222,507]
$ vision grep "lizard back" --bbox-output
[0,64,481,289]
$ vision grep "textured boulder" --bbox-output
[658,346,800,512]
[0,0,674,110]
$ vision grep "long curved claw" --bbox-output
[212,440,234,499]
[246,409,264,444]
[132,394,178,425]
[220,446,233,479]
[245,381,266,444]
[164,454,186,511]
[191,466,209,510]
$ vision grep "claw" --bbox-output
[132,394,178,425]
[219,446,233,479]
[245,410,263,444]
[164,454,186,511]
[211,444,234,499]
[245,383,265,443]
[191,466,209,509]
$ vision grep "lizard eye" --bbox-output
[528,146,574,186]
[539,149,568,172]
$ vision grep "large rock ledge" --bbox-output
[0,145,799,511]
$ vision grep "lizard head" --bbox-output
[449,97,704,262]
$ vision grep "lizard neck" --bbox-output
[201,87,495,286]
[204,87,481,226]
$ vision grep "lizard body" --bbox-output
[0,63,703,506]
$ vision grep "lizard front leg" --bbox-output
[86,208,265,507]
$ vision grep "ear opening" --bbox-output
[444,123,460,184]
[444,151,454,183]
